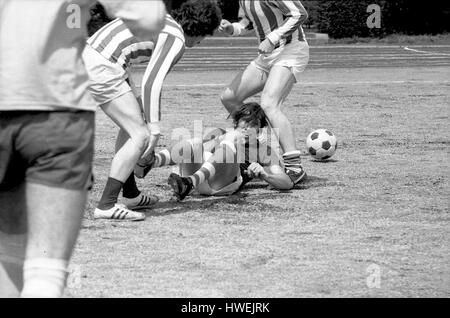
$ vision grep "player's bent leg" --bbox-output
[221,64,267,114]
[260,65,297,153]
[168,139,240,200]
[261,66,306,184]
[114,129,159,211]
[100,92,150,182]
[97,93,150,215]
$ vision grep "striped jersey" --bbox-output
[86,14,186,124]
[234,0,308,48]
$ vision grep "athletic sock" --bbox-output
[152,149,173,168]
[282,150,303,168]
[122,174,141,199]
[188,162,216,188]
[97,177,123,210]
[188,141,236,189]
[21,258,68,298]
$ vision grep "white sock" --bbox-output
[283,150,301,157]
[21,258,68,298]
[189,162,216,188]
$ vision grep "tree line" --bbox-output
[91,0,450,39]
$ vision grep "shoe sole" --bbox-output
[94,216,146,222]
[168,174,183,201]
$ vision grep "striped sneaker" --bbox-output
[94,204,146,221]
[283,151,308,185]
[121,193,159,211]
[168,173,193,201]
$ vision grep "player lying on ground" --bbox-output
[219,0,310,186]
[144,103,296,201]
[83,0,222,221]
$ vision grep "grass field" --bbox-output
[67,62,449,298]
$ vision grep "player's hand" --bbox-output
[258,38,275,55]
[219,19,234,35]
[247,162,268,179]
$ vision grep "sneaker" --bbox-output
[135,152,156,179]
[94,204,146,221]
[122,193,159,211]
[283,152,307,185]
[167,173,193,201]
[285,166,307,185]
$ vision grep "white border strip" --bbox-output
[403,46,450,56]
[148,80,450,89]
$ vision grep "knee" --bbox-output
[260,94,280,117]
[221,89,240,112]
[132,129,151,153]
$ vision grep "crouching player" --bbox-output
[83,0,222,220]
[146,103,296,200]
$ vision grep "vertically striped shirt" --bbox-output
[232,0,308,48]
[86,14,185,124]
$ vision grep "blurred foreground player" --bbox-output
[0,0,166,298]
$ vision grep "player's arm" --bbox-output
[100,0,166,41]
[266,0,308,46]
[141,33,185,153]
[220,7,254,36]
[247,163,294,190]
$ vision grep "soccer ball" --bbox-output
[306,129,338,160]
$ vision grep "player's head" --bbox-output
[87,3,113,37]
[171,0,222,48]
[232,102,268,132]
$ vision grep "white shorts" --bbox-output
[251,41,310,82]
[82,45,139,106]
[196,174,243,196]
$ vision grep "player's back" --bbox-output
[0,0,94,111]
[87,14,185,69]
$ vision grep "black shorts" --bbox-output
[0,111,95,191]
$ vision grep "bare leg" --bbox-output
[260,66,297,153]
[100,92,150,183]
[0,182,88,297]
[25,183,87,261]
[221,64,267,114]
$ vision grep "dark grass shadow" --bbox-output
[145,193,256,217]
[310,159,339,163]
[293,175,344,190]
[141,175,343,216]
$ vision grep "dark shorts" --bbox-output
[0,111,95,191]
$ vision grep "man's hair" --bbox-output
[231,103,268,129]
[87,2,113,37]
[171,0,222,37]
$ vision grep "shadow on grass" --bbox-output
[310,159,339,163]
[142,175,340,216]
[147,193,259,217]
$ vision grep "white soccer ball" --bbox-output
[306,129,338,160]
